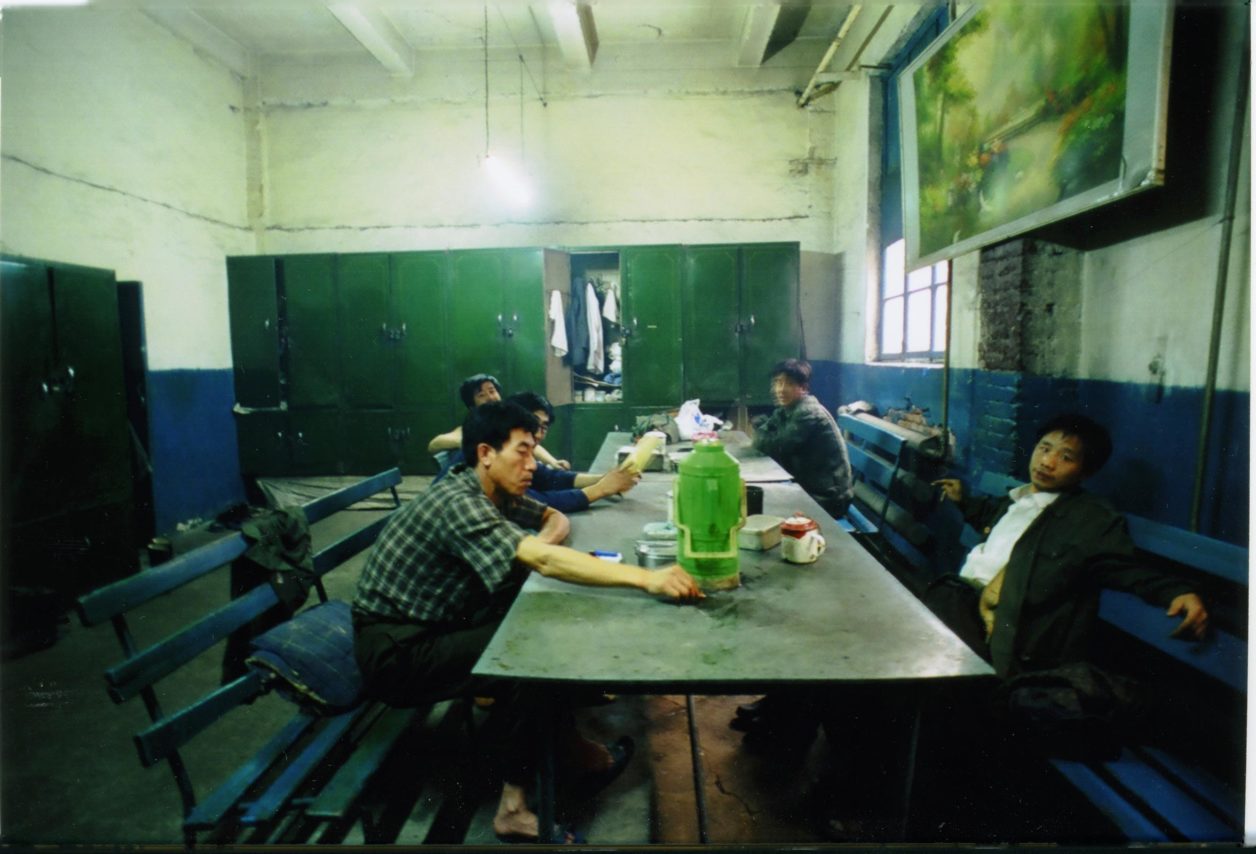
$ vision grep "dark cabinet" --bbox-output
[621,246,682,405]
[284,254,341,409]
[681,242,801,405]
[1,256,136,597]
[448,248,546,396]
[226,256,282,408]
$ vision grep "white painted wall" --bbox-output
[255,45,840,256]
[0,9,251,371]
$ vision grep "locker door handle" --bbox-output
[263,318,271,331]
[748,314,756,330]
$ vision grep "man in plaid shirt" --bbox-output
[354,400,702,842]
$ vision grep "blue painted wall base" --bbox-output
[811,360,1249,545]
[147,369,246,535]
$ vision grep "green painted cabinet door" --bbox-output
[621,246,682,406]
[448,250,509,395]
[283,255,341,408]
[394,252,451,407]
[236,410,291,476]
[682,245,741,403]
[289,410,343,475]
[502,249,546,396]
[569,404,627,470]
[53,264,132,508]
[338,253,393,408]
[226,256,282,408]
[2,257,62,523]
[739,243,801,405]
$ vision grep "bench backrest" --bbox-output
[75,469,403,824]
[839,413,935,548]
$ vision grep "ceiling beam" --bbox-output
[328,4,413,77]
[736,4,782,67]
[144,8,252,78]
[548,1,598,69]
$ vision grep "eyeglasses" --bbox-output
[536,419,551,434]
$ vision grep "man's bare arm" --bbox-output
[427,426,462,454]
[516,537,703,601]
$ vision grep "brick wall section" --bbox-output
[971,370,1022,475]
[977,241,1027,371]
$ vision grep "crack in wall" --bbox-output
[713,773,759,819]
[4,154,249,233]
[265,213,810,233]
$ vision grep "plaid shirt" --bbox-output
[353,466,546,626]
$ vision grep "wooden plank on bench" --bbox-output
[301,468,402,525]
[1100,750,1235,840]
[1137,745,1242,827]
[1099,590,1245,693]
[305,706,420,819]
[77,535,249,626]
[184,710,321,830]
[1125,515,1247,586]
[1048,758,1169,841]
[106,584,279,703]
[238,706,366,825]
[134,671,268,767]
[312,515,394,578]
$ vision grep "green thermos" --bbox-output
[673,436,745,590]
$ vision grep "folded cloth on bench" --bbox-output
[247,600,363,713]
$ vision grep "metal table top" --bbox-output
[473,477,993,692]
[589,431,792,483]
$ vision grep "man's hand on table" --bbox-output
[645,565,705,602]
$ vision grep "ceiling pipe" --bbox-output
[796,4,861,108]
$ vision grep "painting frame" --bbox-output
[899,1,1174,269]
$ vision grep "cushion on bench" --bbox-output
[247,600,363,713]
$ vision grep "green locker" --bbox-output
[502,249,546,396]
[681,245,741,403]
[289,410,343,476]
[282,255,341,408]
[341,407,453,475]
[236,409,291,476]
[338,253,393,408]
[569,404,629,470]
[226,256,282,408]
[739,243,801,406]
[394,252,451,407]
[621,246,682,406]
[544,404,574,467]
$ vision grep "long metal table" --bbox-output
[474,435,993,842]
[589,430,793,483]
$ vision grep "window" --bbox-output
[877,7,949,363]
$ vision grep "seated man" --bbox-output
[750,358,853,518]
[506,391,639,513]
[354,400,703,843]
[809,413,1210,841]
[430,373,568,481]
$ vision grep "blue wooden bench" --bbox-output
[76,469,434,844]
[837,414,940,583]
[963,471,1246,842]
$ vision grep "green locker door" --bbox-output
[52,263,132,509]
[282,255,341,408]
[394,252,451,407]
[569,404,627,470]
[448,250,508,395]
[338,253,394,408]
[236,410,292,476]
[739,244,801,405]
[289,410,343,475]
[682,245,741,403]
[226,256,282,407]
[398,406,457,474]
[341,410,401,475]
[1,257,62,523]
[621,246,682,406]
[502,249,546,395]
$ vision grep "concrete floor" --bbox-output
[0,480,840,846]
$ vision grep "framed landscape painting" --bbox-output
[899,1,1173,267]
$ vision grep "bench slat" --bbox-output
[1126,515,1247,586]
[239,706,364,825]
[839,414,906,458]
[305,706,419,819]
[1101,751,1234,840]
[106,585,280,702]
[846,445,896,491]
[77,535,249,626]
[312,515,394,577]
[1137,745,1242,826]
[1099,590,1246,693]
[301,468,402,525]
[184,710,320,830]
[135,671,268,767]
[1049,758,1169,841]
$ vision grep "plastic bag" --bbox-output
[674,399,723,440]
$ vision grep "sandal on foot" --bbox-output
[581,735,634,795]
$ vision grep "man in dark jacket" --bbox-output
[929,412,1207,677]
[751,358,853,518]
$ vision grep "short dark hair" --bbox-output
[462,401,539,463]
[770,358,811,388]
[1035,413,1113,476]
[458,373,502,409]
[505,391,554,424]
